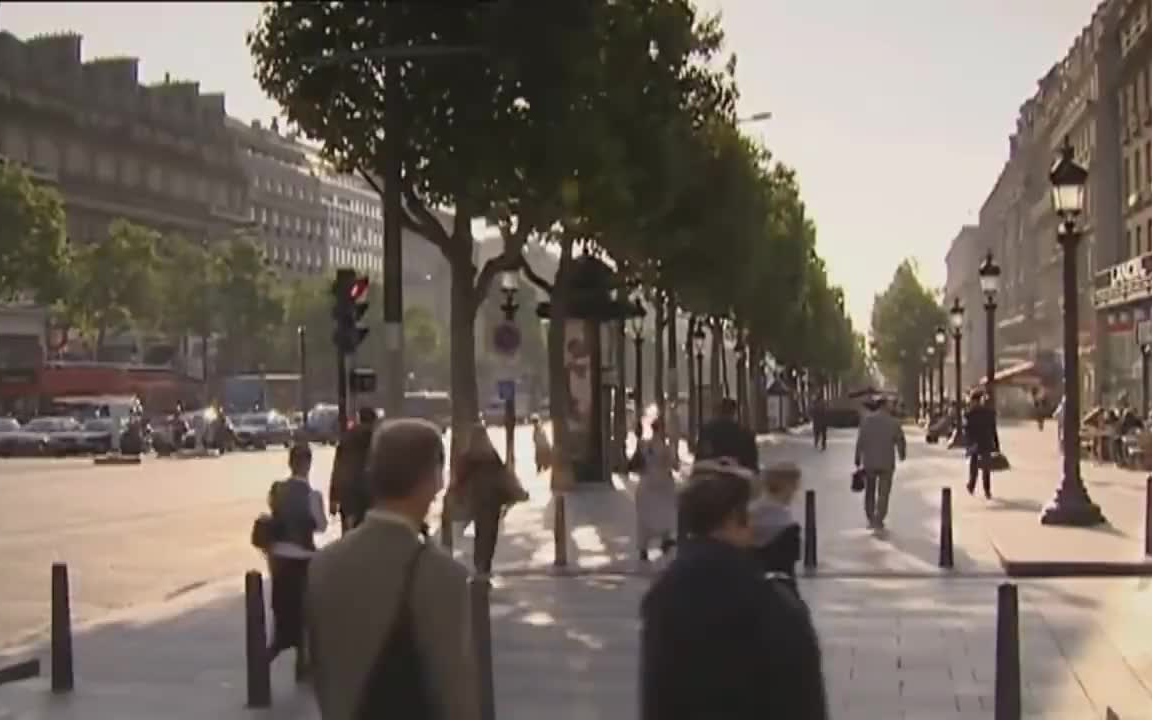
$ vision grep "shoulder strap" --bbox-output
[355,540,427,714]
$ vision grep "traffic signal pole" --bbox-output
[332,268,371,433]
[336,351,348,434]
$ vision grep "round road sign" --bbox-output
[493,322,522,356]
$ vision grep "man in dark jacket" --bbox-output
[328,407,379,531]
[696,398,759,472]
[811,395,828,451]
[965,391,1000,499]
[641,461,828,720]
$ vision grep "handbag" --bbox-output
[250,513,279,550]
[850,468,866,493]
[356,543,433,720]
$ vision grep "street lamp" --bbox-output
[692,323,707,432]
[1043,135,1105,526]
[735,334,749,424]
[978,250,1001,400]
[926,345,936,419]
[628,296,646,442]
[949,299,965,445]
[1142,343,1152,419]
[934,326,947,411]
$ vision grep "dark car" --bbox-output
[232,411,293,450]
[22,416,86,456]
[0,417,49,457]
[303,404,340,445]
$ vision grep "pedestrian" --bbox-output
[631,416,679,563]
[696,397,758,473]
[965,390,1000,499]
[749,461,802,595]
[448,423,529,575]
[853,396,907,531]
[328,407,378,532]
[306,419,480,720]
[640,461,828,720]
[811,395,828,451]
[266,443,327,678]
[531,414,553,474]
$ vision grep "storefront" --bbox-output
[1093,254,1152,406]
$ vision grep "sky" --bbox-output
[0,1,1101,331]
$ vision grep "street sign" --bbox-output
[349,368,377,393]
[497,380,516,401]
[493,322,522,356]
[1138,319,1152,346]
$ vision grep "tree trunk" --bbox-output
[666,297,680,449]
[448,257,481,446]
[686,316,697,448]
[654,298,665,427]
[709,319,722,412]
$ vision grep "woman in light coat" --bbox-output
[632,416,679,562]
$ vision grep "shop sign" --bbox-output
[1094,253,1152,309]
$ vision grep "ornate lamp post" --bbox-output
[735,332,749,424]
[934,326,947,411]
[978,251,1001,402]
[949,299,965,445]
[692,323,707,433]
[926,345,936,419]
[498,271,520,469]
[628,296,646,442]
[1042,136,1105,526]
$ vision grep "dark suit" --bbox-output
[306,513,480,720]
[965,405,999,497]
[696,418,759,472]
[641,538,827,720]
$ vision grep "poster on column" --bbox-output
[563,319,592,467]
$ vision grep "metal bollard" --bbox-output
[802,490,817,571]
[244,571,271,708]
[1144,477,1151,557]
[50,562,74,693]
[553,494,568,568]
[994,583,1021,720]
[939,487,954,569]
[470,576,496,720]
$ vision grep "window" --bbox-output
[147,164,163,192]
[1127,229,1133,257]
[1137,152,1143,197]
[1124,157,1131,200]
[95,152,115,182]
[1138,225,1144,255]
[1146,142,1151,186]
[121,157,141,187]
[1140,71,1147,114]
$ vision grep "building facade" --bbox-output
[943,225,986,390]
[0,32,250,246]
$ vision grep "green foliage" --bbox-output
[870,260,947,397]
[66,220,163,351]
[212,236,286,373]
[0,163,71,303]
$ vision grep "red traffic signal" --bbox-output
[350,276,370,302]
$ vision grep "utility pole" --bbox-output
[383,55,405,419]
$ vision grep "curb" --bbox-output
[1000,559,1152,578]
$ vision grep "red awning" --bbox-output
[993,361,1040,386]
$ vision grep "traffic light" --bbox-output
[331,268,370,354]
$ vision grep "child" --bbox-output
[749,462,803,595]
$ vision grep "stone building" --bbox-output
[943,225,986,390]
[0,32,250,246]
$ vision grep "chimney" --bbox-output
[270,117,280,134]
[164,71,171,84]
[251,119,262,131]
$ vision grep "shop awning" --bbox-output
[993,361,1040,386]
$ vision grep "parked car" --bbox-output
[232,411,294,450]
[22,416,86,456]
[403,391,451,433]
[0,417,49,457]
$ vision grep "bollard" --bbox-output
[470,576,496,720]
[50,562,74,693]
[553,494,568,568]
[803,490,817,571]
[994,583,1021,720]
[939,487,954,569]
[1105,707,1121,720]
[1145,477,1151,557]
[244,571,271,708]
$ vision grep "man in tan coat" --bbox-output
[307,419,480,720]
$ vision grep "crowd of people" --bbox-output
[249,397,834,719]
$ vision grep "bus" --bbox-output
[221,373,302,414]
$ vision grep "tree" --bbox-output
[156,236,218,344]
[870,259,947,408]
[0,162,71,303]
[404,304,447,388]
[66,220,163,356]
[212,236,285,374]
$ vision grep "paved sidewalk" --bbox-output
[3,573,1151,719]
